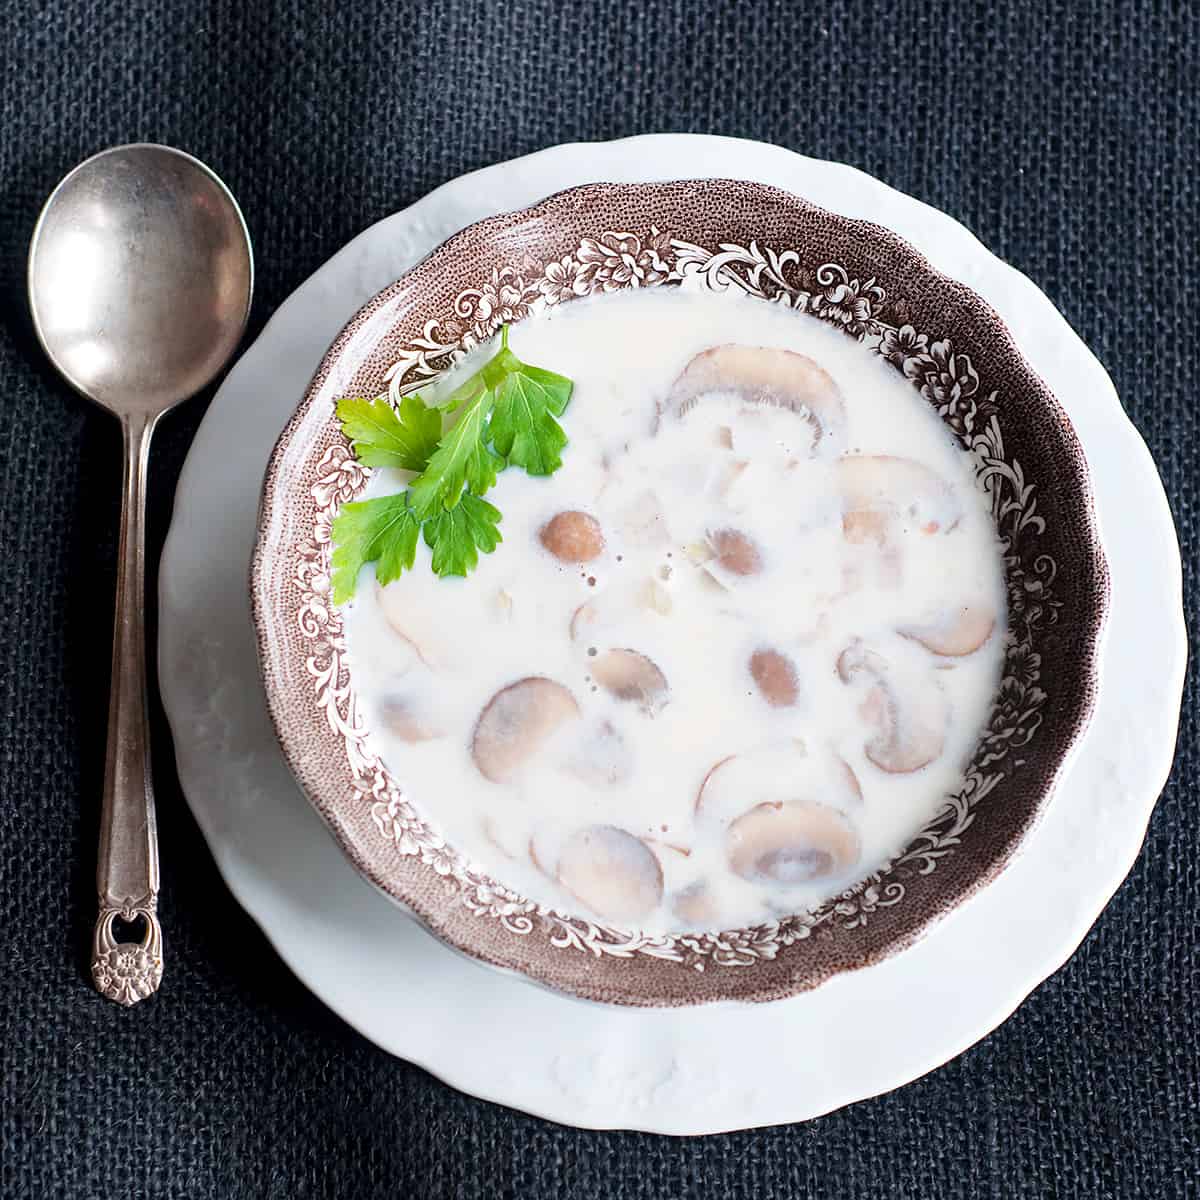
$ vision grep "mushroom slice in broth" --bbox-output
[556,825,664,923]
[665,344,847,455]
[726,801,861,885]
[471,677,581,783]
[836,643,948,774]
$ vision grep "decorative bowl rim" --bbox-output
[249,178,1110,1007]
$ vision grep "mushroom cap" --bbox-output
[470,676,581,783]
[666,345,847,454]
[749,648,800,708]
[590,648,669,713]
[706,527,763,577]
[837,455,963,540]
[836,643,948,773]
[899,604,997,657]
[540,510,605,563]
[726,801,861,884]
[556,825,664,923]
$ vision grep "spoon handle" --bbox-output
[91,413,164,1006]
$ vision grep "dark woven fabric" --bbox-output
[1,1,1196,1196]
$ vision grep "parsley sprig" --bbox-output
[330,328,572,602]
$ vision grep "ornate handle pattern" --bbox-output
[93,413,163,1005]
[92,901,164,1006]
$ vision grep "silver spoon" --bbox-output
[28,144,253,1005]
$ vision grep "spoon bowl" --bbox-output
[28,144,253,1005]
[29,143,252,414]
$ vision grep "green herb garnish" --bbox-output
[336,393,442,472]
[330,327,572,602]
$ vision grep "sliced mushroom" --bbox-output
[591,649,669,714]
[726,801,860,884]
[471,676,581,782]
[694,755,735,820]
[540,510,605,563]
[373,579,434,671]
[665,345,847,454]
[376,577,497,672]
[556,825,664,923]
[842,509,891,547]
[568,580,650,643]
[695,744,863,823]
[899,605,996,657]
[837,455,963,542]
[836,643,948,773]
[563,720,634,787]
[378,695,444,743]
[706,527,762,576]
[835,754,864,804]
[569,600,598,643]
[749,648,800,708]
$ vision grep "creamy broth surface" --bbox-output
[343,288,1007,933]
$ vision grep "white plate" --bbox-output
[158,135,1185,1134]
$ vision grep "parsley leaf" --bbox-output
[335,394,441,472]
[329,493,421,603]
[423,493,503,576]
[330,325,574,597]
[407,391,503,518]
[489,363,572,476]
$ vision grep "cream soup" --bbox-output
[342,288,1007,933]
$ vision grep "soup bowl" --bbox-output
[250,181,1109,1006]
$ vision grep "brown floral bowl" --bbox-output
[250,181,1110,1007]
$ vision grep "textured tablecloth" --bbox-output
[2,2,1196,1196]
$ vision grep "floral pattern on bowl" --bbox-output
[251,181,1109,1006]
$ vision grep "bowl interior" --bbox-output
[251,180,1109,1006]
